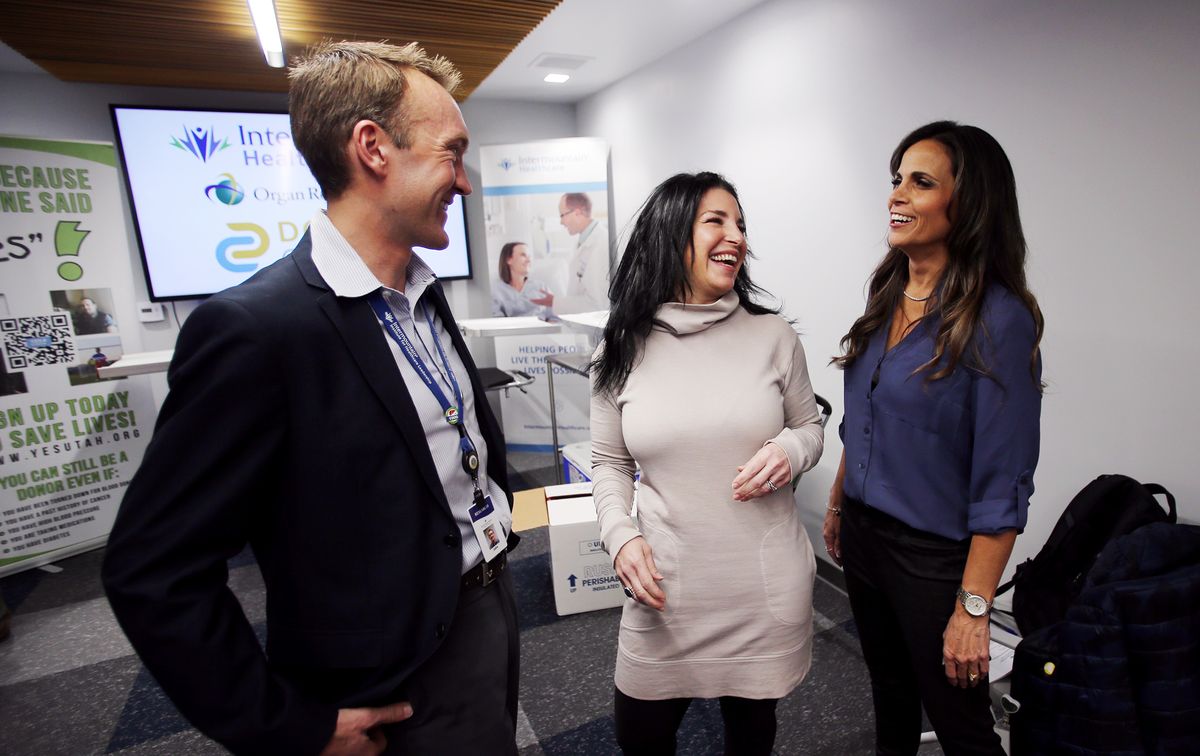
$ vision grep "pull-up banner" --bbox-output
[479,138,612,451]
[0,135,158,577]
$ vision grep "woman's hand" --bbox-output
[823,452,847,565]
[614,536,666,611]
[942,608,991,688]
[944,532,1016,687]
[731,443,792,501]
[530,289,554,308]
[822,500,843,566]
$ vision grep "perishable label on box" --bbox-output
[547,495,624,615]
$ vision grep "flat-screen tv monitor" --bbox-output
[110,105,472,301]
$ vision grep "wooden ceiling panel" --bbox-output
[0,0,561,98]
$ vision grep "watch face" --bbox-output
[964,595,988,616]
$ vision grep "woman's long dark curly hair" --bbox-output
[591,171,777,397]
[833,121,1043,386]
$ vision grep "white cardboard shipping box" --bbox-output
[546,483,625,615]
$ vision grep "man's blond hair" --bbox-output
[289,40,462,199]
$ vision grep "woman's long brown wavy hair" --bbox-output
[833,121,1043,387]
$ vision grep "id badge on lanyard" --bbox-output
[368,292,504,561]
[469,489,506,562]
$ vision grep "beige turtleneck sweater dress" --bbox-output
[590,291,825,700]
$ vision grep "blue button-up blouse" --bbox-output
[840,284,1042,540]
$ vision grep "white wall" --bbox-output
[576,0,1200,572]
[0,71,575,399]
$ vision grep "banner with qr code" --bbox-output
[0,135,158,576]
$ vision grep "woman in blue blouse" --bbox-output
[825,121,1043,755]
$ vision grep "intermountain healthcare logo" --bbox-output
[171,125,231,162]
[497,157,514,171]
[216,223,269,273]
[204,174,245,205]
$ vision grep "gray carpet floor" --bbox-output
[0,455,950,754]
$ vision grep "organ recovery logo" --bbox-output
[204,174,245,205]
[170,125,231,162]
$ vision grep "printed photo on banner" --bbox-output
[487,189,610,318]
[49,288,125,385]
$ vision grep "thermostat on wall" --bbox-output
[136,301,165,323]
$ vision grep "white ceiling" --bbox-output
[0,40,42,74]
[0,0,773,103]
[469,0,772,102]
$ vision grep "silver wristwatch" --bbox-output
[957,586,992,617]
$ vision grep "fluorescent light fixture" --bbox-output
[543,73,570,84]
[247,0,285,68]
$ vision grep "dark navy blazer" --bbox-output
[103,232,511,755]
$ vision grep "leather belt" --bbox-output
[460,550,507,591]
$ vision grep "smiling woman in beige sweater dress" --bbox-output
[590,172,824,756]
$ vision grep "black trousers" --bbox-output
[614,687,778,756]
[840,497,1002,756]
[383,568,520,755]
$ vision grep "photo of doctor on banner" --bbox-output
[555,190,609,313]
[486,187,611,318]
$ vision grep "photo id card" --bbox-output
[469,493,506,562]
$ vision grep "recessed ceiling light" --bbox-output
[543,73,570,84]
[530,53,592,71]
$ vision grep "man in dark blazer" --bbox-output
[102,41,520,755]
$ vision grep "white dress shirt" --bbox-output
[309,211,511,573]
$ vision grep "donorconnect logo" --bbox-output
[171,126,231,162]
[204,173,245,205]
[215,223,269,273]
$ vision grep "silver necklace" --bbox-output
[902,290,931,302]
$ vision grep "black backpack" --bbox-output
[996,474,1176,636]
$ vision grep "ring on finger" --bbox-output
[968,672,978,682]
[623,585,635,599]
[765,479,778,493]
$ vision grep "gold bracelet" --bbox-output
[826,503,841,516]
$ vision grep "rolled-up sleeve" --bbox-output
[589,374,642,561]
[967,300,1042,534]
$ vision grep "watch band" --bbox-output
[957,586,992,616]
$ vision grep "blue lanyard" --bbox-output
[368,291,481,483]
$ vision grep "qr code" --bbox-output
[2,315,75,369]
